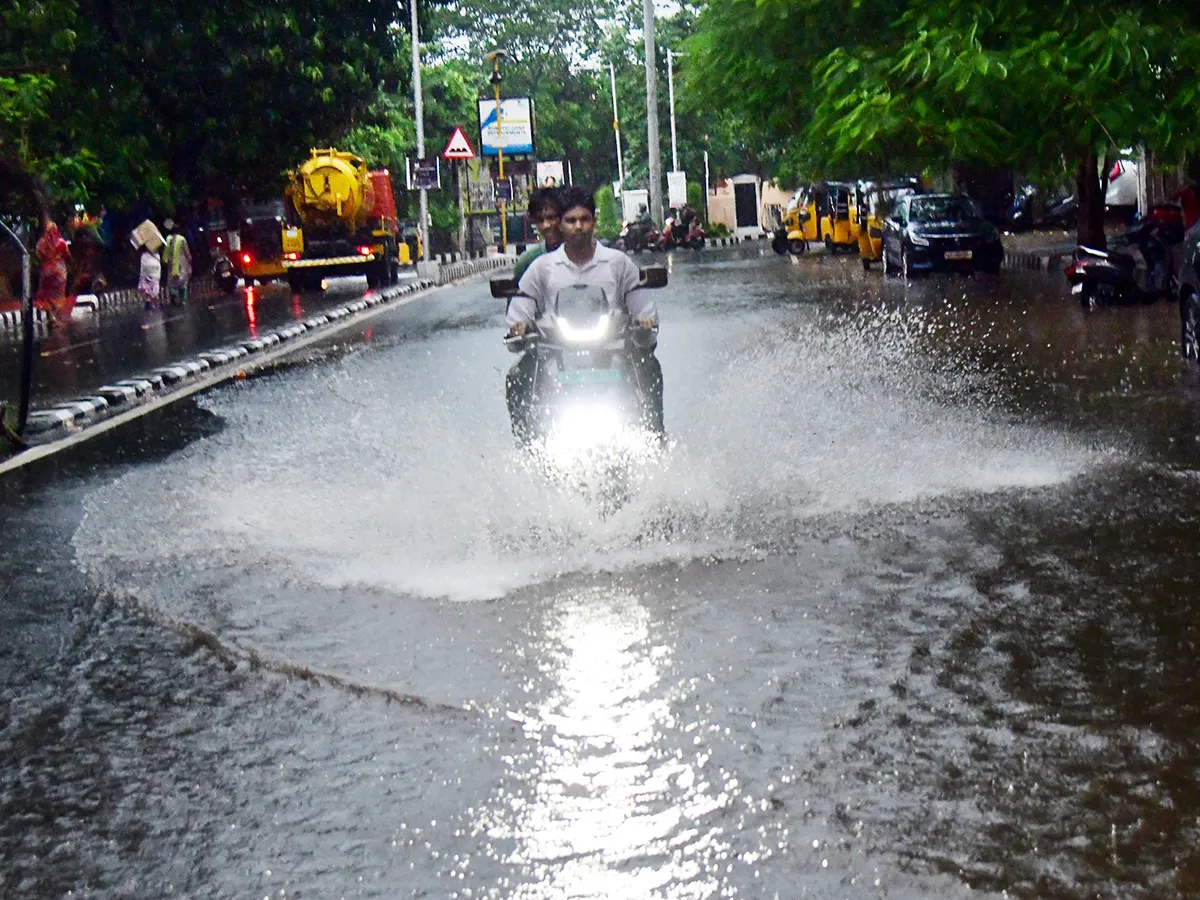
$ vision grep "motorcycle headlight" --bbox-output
[558,314,610,342]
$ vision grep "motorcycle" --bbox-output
[1065,204,1183,309]
[661,216,706,250]
[612,219,662,253]
[212,253,239,294]
[491,265,668,460]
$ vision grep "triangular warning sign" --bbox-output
[442,127,475,160]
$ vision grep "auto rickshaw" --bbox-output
[234,199,288,285]
[817,181,863,254]
[857,178,924,270]
[772,187,821,256]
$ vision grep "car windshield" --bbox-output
[910,196,979,224]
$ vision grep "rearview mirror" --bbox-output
[490,276,519,299]
[639,265,668,289]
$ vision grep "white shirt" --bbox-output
[508,241,656,328]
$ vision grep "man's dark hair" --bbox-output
[527,187,563,219]
[559,186,596,216]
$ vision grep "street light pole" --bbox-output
[487,50,508,253]
[666,48,683,173]
[609,61,625,190]
[410,0,429,264]
[643,0,663,226]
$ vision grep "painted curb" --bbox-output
[3,254,518,463]
[11,277,434,450]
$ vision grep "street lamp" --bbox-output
[410,0,429,264]
[485,49,508,253]
[666,49,686,174]
[577,60,625,190]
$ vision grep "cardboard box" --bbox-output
[130,220,164,252]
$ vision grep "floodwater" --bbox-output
[3,248,1200,898]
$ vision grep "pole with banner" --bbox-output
[486,50,508,253]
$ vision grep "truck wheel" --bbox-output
[366,268,380,290]
[287,271,306,294]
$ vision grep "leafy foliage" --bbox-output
[686,0,1200,241]
[3,0,406,212]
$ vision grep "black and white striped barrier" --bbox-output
[1002,250,1069,272]
[17,278,435,446]
[0,307,50,331]
[437,254,516,285]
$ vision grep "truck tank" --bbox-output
[288,148,376,230]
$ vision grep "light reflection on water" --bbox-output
[488,587,727,899]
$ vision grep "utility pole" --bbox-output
[410,0,429,263]
[643,0,663,226]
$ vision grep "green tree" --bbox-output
[687,0,1200,246]
[4,0,407,212]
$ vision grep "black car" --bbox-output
[1178,222,1200,360]
[881,193,1004,277]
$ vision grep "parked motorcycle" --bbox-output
[1065,205,1183,309]
[662,216,705,250]
[612,219,663,252]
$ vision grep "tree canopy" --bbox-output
[2,0,405,213]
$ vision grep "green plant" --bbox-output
[709,221,729,237]
[686,181,705,221]
[595,184,621,240]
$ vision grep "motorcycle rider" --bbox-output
[507,185,665,441]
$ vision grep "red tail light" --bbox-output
[358,245,372,256]
[241,253,253,265]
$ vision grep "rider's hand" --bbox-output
[634,318,657,330]
[508,322,528,337]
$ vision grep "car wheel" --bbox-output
[1181,289,1199,360]
[788,239,807,256]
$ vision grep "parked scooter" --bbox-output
[1065,204,1183,309]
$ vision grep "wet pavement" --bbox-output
[0,274,419,411]
[3,247,1200,898]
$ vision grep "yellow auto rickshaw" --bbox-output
[816,181,864,254]
[857,179,924,270]
[771,187,821,256]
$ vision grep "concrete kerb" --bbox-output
[0,256,514,475]
[0,276,231,335]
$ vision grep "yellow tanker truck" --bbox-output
[281,148,414,293]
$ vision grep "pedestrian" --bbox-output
[34,217,74,329]
[137,239,163,310]
[161,218,193,304]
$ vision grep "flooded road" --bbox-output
[3,248,1199,898]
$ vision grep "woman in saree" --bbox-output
[34,218,74,328]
